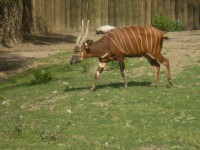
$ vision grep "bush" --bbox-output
[81,62,90,74]
[66,64,73,72]
[30,69,53,85]
[107,61,119,70]
[153,13,182,32]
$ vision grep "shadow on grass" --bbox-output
[64,81,151,92]
[0,53,35,72]
[24,34,76,45]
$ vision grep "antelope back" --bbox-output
[105,25,165,55]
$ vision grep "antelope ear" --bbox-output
[84,40,93,53]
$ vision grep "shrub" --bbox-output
[107,61,119,70]
[66,64,73,72]
[30,69,53,85]
[153,13,182,32]
[81,62,90,74]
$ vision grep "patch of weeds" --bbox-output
[39,122,71,141]
[66,63,73,72]
[5,118,23,136]
[0,94,3,101]
[107,61,119,70]
[30,69,53,85]
[81,61,90,74]
[153,13,182,31]
[39,130,60,141]
[14,118,23,135]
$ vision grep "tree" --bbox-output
[0,0,23,48]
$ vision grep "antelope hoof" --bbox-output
[168,80,173,86]
[150,82,158,87]
[124,83,128,88]
[90,86,96,92]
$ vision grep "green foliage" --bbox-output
[0,0,15,4]
[80,61,90,74]
[153,13,183,32]
[30,69,53,85]
[65,63,73,72]
[107,61,119,70]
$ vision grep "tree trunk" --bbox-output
[0,0,23,48]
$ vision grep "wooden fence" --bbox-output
[30,0,200,33]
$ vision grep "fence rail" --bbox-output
[30,0,200,33]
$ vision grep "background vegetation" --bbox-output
[153,13,183,31]
[0,52,200,149]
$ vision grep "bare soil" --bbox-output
[0,30,200,82]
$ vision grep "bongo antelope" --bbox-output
[70,20,172,91]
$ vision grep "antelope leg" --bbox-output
[118,60,128,87]
[90,62,107,92]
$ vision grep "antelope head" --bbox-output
[70,20,90,65]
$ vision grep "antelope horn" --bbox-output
[79,20,90,46]
[76,20,84,46]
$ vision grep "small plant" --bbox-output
[66,63,73,72]
[14,119,23,135]
[81,62,90,74]
[107,61,119,70]
[153,13,182,32]
[30,69,53,85]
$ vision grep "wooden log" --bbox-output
[170,0,176,20]
[108,0,115,26]
[164,0,171,17]
[193,0,200,29]
[145,0,152,25]
[95,0,101,28]
[182,0,188,29]
[126,0,133,26]
[158,0,165,14]
[88,0,96,30]
[65,0,70,31]
[132,0,139,25]
[188,1,194,29]
[101,0,108,25]
[151,0,159,23]
[176,0,183,25]
[138,0,145,25]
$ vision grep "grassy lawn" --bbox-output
[0,52,200,149]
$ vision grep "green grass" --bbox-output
[0,52,200,149]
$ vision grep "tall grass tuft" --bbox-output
[107,61,119,70]
[30,69,53,85]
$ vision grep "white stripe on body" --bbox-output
[100,53,109,58]
[121,27,136,55]
[105,33,125,54]
[111,29,127,53]
[155,29,161,54]
[141,25,149,52]
[135,26,144,53]
[109,31,125,52]
[151,27,158,54]
[114,28,129,54]
[127,26,140,54]
[146,26,153,53]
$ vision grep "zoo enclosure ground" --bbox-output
[0,30,200,82]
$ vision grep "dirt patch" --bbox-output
[0,30,200,82]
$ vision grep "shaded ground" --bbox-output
[0,30,200,82]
